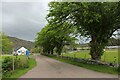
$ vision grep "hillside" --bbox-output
[108,38,120,46]
[8,36,34,50]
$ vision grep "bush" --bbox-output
[2,57,13,72]
[2,56,30,78]
[2,57,13,77]
[14,58,21,69]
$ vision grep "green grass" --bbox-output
[63,49,118,63]
[9,58,36,78]
[47,55,118,74]
[2,55,37,80]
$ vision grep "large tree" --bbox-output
[47,2,120,60]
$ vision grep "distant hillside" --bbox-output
[8,36,34,50]
[107,38,119,46]
[78,38,119,47]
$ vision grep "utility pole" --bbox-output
[12,49,14,71]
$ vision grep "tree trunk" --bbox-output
[57,47,62,55]
[56,42,63,55]
[48,50,50,54]
[50,46,55,55]
[90,36,104,60]
[51,49,53,55]
[90,52,101,60]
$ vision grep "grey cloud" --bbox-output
[2,0,54,2]
[0,2,2,31]
[2,2,49,41]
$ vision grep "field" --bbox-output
[63,49,118,63]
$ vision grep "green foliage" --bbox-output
[31,47,42,53]
[2,56,29,78]
[35,22,77,55]
[2,56,36,79]
[47,2,120,60]
[2,57,13,74]
[0,32,13,54]
[9,58,36,78]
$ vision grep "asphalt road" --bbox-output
[20,55,118,78]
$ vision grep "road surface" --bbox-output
[20,55,118,78]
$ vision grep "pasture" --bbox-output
[63,49,118,63]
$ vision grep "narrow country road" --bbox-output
[20,55,118,78]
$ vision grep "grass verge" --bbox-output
[47,55,118,75]
[2,56,37,80]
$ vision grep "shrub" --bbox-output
[2,57,13,72]
[2,56,30,78]
[2,57,13,77]
[14,58,21,69]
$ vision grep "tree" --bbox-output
[47,2,120,60]
[30,47,42,53]
[0,32,13,54]
[35,22,77,55]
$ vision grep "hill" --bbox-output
[8,36,34,50]
[108,38,119,46]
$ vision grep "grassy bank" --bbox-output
[47,55,118,74]
[2,55,37,80]
[9,58,36,78]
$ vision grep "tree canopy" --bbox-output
[36,2,120,60]
[46,2,120,60]
[35,22,77,55]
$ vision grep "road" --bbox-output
[20,55,118,78]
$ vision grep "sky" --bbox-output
[0,0,119,43]
[1,0,54,42]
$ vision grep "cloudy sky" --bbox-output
[1,0,54,42]
[1,0,119,43]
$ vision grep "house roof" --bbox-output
[17,47,27,51]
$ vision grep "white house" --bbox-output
[16,47,27,55]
